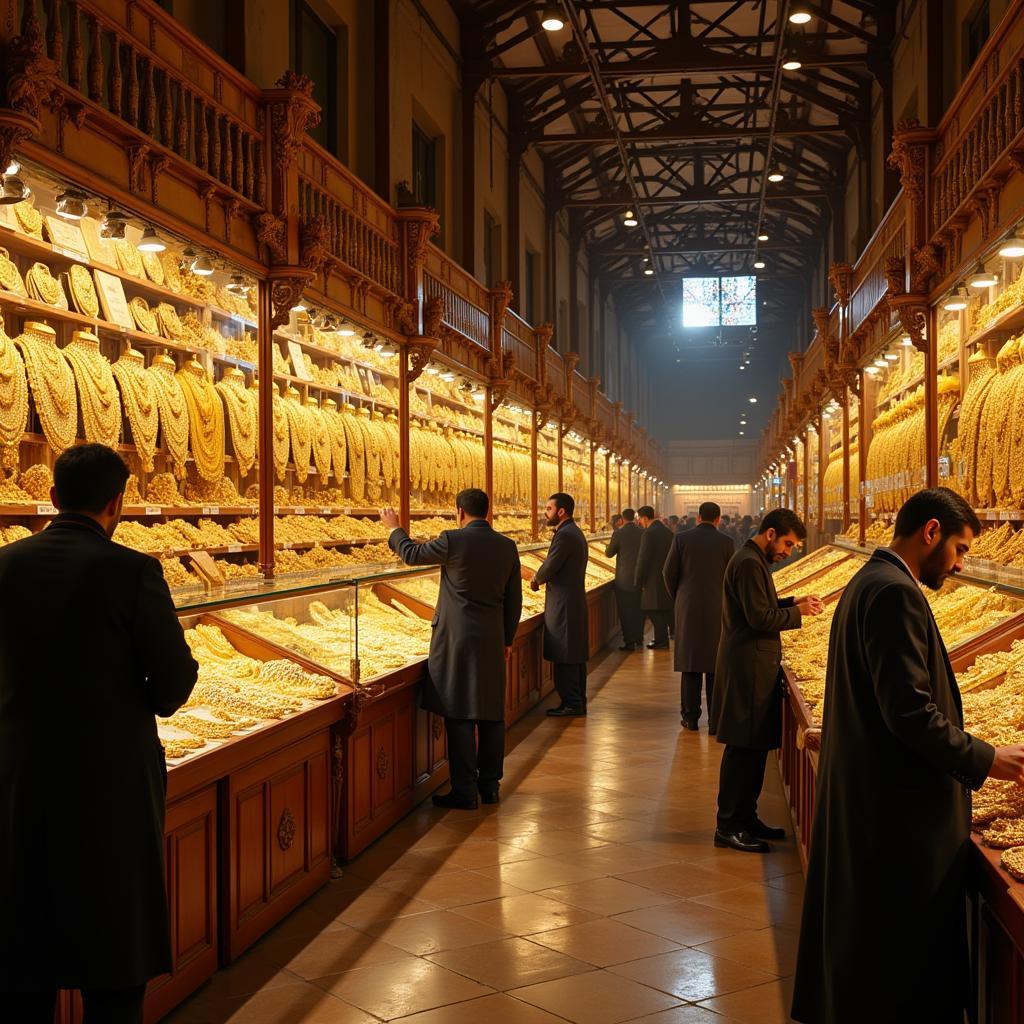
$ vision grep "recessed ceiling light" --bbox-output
[623,209,638,227]
[749,396,758,404]
[541,2,564,31]
[753,259,766,269]
[758,232,769,242]
[767,168,784,183]
[789,7,812,24]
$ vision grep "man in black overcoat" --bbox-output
[663,501,735,730]
[711,507,822,852]
[605,507,643,651]
[792,488,1024,1023]
[0,445,198,1023]
[384,488,522,808]
[532,492,589,717]
[635,506,674,649]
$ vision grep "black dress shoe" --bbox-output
[749,819,786,840]
[547,705,587,717]
[479,789,499,804]
[646,641,669,650]
[619,643,637,652]
[714,828,769,853]
[432,791,478,810]
[680,718,700,731]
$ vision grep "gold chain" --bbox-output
[284,387,312,483]
[147,355,190,477]
[63,332,122,447]
[113,238,143,278]
[0,248,27,297]
[0,317,28,469]
[112,348,160,472]
[176,362,224,483]
[67,264,99,318]
[129,296,158,335]
[25,262,63,307]
[15,322,77,453]
[306,397,333,482]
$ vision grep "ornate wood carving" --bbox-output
[887,118,927,203]
[376,747,390,779]
[127,143,149,194]
[300,212,333,276]
[405,212,441,277]
[254,212,287,263]
[269,270,314,330]
[406,341,434,383]
[910,243,943,294]
[890,295,929,352]
[828,262,853,307]
[148,153,169,205]
[276,807,297,851]
[268,70,320,173]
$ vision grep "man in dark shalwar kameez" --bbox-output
[793,488,1024,1023]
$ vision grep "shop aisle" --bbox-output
[167,650,805,1024]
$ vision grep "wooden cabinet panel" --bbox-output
[224,730,332,960]
[370,712,397,811]
[395,699,414,802]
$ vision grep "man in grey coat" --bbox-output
[663,500,735,730]
[635,506,674,649]
[711,508,822,852]
[605,508,643,651]
[532,493,590,717]
[383,488,522,809]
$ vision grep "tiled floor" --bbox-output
[166,647,805,1023]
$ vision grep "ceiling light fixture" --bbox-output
[967,262,999,288]
[901,335,913,346]
[757,232,769,242]
[291,302,307,313]
[749,396,758,404]
[866,365,880,376]
[885,352,899,361]
[226,274,247,295]
[137,226,166,252]
[4,160,18,176]
[873,357,888,368]
[643,266,654,276]
[100,210,128,239]
[190,253,214,276]
[622,209,638,227]
[998,230,1024,258]
[55,189,87,220]
[753,259,766,270]
[789,6,812,24]
[337,321,355,337]
[0,176,29,205]
[541,2,564,31]
[942,284,969,311]
[767,167,784,183]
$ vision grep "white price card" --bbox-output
[201,505,221,515]
[144,506,162,516]
[1001,510,1016,520]
[294,506,306,514]
[227,544,242,554]
[321,507,332,515]
[35,503,58,516]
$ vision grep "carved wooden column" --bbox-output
[817,413,826,533]
[858,371,869,544]
[257,278,275,578]
[604,451,611,525]
[802,427,811,532]
[483,383,494,523]
[530,410,539,540]
[841,387,852,533]
[460,65,484,274]
[589,440,597,533]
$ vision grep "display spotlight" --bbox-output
[866,365,880,376]
[291,302,308,313]
[757,232,769,242]
[100,210,129,239]
[873,357,888,368]
[226,274,248,295]
[361,331,377,349]
[622,208,638,227]
[748,396,758,404]
[781,40,802,71]
[901,335,913,346]
[885,351,899,361]
[378,340,398,358]
[137,226,166,252]
[998,230,1024,258]
[942,285,968,311]
[753,259,766,270]
[968,262,999,288]
[55,188,87,220]
[0,175,29,205]
[541,2,564,31]
[789,6,812,24]
[440,369,457,382]
[643,266,655,276]
[337,321,355,336]
[767,167,784,183]
[425,362,440,376]
[4,159,18,176]
[190,253,214,275]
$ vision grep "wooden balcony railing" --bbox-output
[422,244,490,351]
[849,195,906,335]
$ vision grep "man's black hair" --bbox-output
[698,501,721,523]
[456,487,489,518]
[893,487,981,540]
[637,505,655,520]
[758,507,807,541]
[550,492,575,517]
[621,508,635,521]
[53,444,129,515]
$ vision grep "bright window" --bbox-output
[682,276,757,327]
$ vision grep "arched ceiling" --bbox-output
[458,0,890,343]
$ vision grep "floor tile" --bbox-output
[255,922,414,978]
[479,857,611,891]
[538,876,678,916]
[426,936,593,989]
[688,883,804,928]
[528,917,682,967]
[696,924,800,977]
[313,958,494,1020]
[615,861,750,899]
[390,993,572,1023]
[173,981,378,1023]
[454,893,600,934]
[623,1008,731,1024]
[510,970,682,1024]
[359,908,512,955]
[698,976,796,1023]
[608,947,777,1002]
[612,901,761,946]
[379,867,527,908]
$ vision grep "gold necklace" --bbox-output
[340,403,365,502]
[156,302,186,341]
[0,248,27,297]
[306,397,333,482]
[147,355,190,477]
[15,321,77,453]
[176,361,224,482]
[112,348,159,472]
[323,399,348,485]
[266,382,290,481]
[0,317,28,469]
[113,238,143,277]
[67,264,99,318]
[25,262,65,307]
[13,199,42,239]
[63,331,121,447]
[160,252,183,293]
[129,296,158,335]
[284,387,312,483]
[216,370,256,478]
[141,252,165,285]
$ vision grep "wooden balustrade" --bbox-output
[545,347,564,398]
[421,244,490,350]
[849,197,906,335]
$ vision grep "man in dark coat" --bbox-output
[792,488,1024,1023]
[384,488,522,808]
[635,506,674,649]
[663,501,735,730]
[605,507,643,651]
[711,507,822,852]
[532,492,589,717]
[0,445,198,1023]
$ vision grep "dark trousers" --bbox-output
[614,586,643,646]
[445,718,505,800]
[644,610,669,646]
[716,745,770,833]
[3,985,147,1023]
[553,662,587,708]
[682,671,714,725]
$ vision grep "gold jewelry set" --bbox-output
[147,355,190,477]
[0,316,28,470]
[15,321,78,453]
[0,248,28,297]
[176,361,225,483]
[283,387,313,483]
[25,262,67,309]
[216,369,257,477]
[111,348,160,472]
[67,264,100,318]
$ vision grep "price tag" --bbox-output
[35,503,58,516]
[342,507,352,515]
[144,506,162,516]
[283,541,294,549]
[938,456,951,479]
[294,506,306,514]
[321,507,332,515]
[865,493,874,508]
[227,544,242,554]
[201,505,220,515]
[1001,510,1016,521]
[273,505,280,514]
